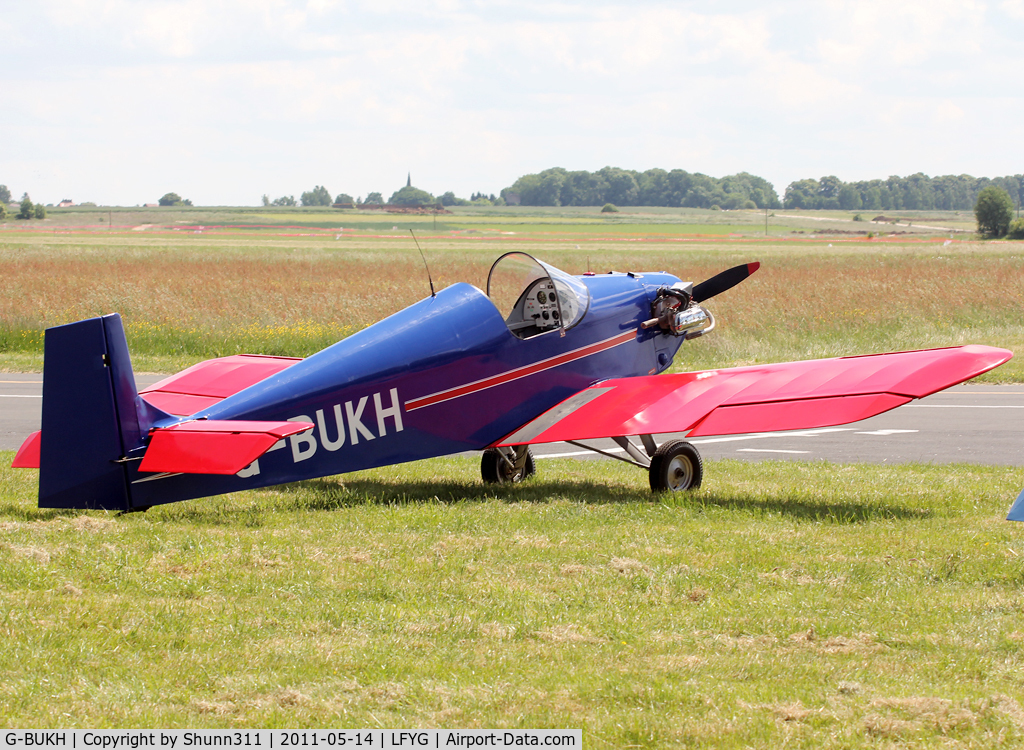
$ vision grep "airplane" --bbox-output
[10,251,1013,512]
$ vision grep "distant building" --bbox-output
[505,193,521,206]
[143,203,160,208]
[57,199,74,208]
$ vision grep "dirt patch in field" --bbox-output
[534,623,606,644]
[609,556,648,574]
[8,544,52,564]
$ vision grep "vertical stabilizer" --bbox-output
[38,314,145,510]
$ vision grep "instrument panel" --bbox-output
[522,280,560,329]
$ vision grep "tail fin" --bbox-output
[38,314,165,511]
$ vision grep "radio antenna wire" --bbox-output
[409,229,436,298]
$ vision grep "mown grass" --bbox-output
[1,454,1023,745]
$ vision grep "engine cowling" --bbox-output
[642,283,715,339]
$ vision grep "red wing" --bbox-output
[496,345,1012,446]
[139,354,301,416]
[138,419,314,475]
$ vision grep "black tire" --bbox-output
[481,447,536,484]
[649,440,703,492]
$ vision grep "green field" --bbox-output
[2,206,1023,743]
[2,456,1023,745]
[8,203,980,241]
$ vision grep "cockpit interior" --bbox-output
[486,252,590,339]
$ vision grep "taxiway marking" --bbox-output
[906,404,1024,408]
[856,429,918,436]
[736,449,811,454]
[689,428,853,444]
[535,428,856,459]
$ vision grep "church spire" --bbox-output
[407,172,411,187]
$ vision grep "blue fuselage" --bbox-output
[129,272,686,506]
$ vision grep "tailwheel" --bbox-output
[481,446,536,484]
[649,440,702,492]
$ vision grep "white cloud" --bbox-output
[1,1,1021,205]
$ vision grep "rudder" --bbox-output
[38,314,148,510]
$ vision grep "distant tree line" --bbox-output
[261,186,336,207]
[0,185,45,220]
[784,173,1024,211]
[439,191,501,207]
[500,167,781,209]
[302,186,332,206]
[0,191,47,220]
[263,194,296,206]
[261,186,439,207]
[975,186,1024,239]
[262,183,493,208]
[159,192,193,207]
[260,181,555,209]
[248,171,1024,216]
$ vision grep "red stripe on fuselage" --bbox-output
[404,330,637,412]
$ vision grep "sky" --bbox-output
[2,0,1023,207]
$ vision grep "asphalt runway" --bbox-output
[2,376,1022,466]
[0,374,168,454]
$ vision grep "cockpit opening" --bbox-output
[486,252,590,339]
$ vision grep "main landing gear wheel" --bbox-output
[481,447,536,484]
[649,440,703,492]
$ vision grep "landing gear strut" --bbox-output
[483,437,703,493]
[563,434,703,493]
[481,446,536,484]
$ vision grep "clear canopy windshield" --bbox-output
[486,252,589,338]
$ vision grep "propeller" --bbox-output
[692,262,760,303]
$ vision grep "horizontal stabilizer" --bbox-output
[139,354,301,416]
[11,430,41,469]
[138,419,314,475]
[498,345,1012,445]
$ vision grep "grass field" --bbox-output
[1,455,1023,745]
[2,206,1023,378]
[2,207,1023,743]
